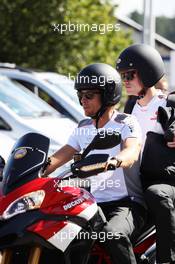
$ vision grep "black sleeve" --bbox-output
[124,96,138,114]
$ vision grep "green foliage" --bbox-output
[0,0,132,77]
[156,16,175,43]
[130,10,143,25]
[0,0,67,70]
[56,0,132,76]
[0,0,132,109]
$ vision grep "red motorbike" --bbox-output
[0,132,156,264]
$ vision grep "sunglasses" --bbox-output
[77,91,101,101]
[121,70,136,81]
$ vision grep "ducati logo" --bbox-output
[63,193,90,211]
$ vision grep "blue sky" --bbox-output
[114,0,175,18]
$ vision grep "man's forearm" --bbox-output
[43,145,77,176]
[116,138,141,168]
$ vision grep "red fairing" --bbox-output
[0,177,95,216]
[27,220,67,240]
[0,177,97,244]
[40,182,96,216]
[0,178,50,214]
[28,179,96,241]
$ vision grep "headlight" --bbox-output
[0,190,45,220]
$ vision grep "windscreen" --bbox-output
[2,132,49,194]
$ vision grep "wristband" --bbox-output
[111,157,122,168]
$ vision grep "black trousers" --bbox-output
[145,184,175,263]
[98,199,146,264]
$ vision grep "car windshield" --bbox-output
[0,76,60,118]
[40,73,80,104]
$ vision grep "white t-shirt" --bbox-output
[132,91,166,149]
[67,111,145,206]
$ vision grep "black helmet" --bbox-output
[116,44,165,88]
[75,63,122,106]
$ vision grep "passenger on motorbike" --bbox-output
[116,44,175,264]
[43,63,147,264]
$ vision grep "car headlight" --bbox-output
[0,190,45,220]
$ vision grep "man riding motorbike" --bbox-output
[43,63,146,264]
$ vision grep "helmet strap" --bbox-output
[91,105,107,129]
[137,73,148,97]
[138,86,148,97]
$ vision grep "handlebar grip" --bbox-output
[81,162,106,171]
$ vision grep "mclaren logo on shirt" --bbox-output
[150,111,158,120]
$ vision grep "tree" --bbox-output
[156,16,175,43]
[0,0,132,76]
[130,10,143,25]
[0,0,66,70]
[55,0,132,76]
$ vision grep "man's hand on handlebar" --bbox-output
[106,157,122,171]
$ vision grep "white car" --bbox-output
[0,76,77,176]
[34,72,80,104]
[0,75,76,148]
[0,66,84,122]
[0,133,15,161]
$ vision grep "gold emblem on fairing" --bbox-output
[14,148,27,159]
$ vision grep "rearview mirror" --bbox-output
[81,131,121,158]
[0,155,5,181]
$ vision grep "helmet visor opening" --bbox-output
[121,70,137,82]
[77,91,102,101]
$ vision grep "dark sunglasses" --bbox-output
[121,70,136,81]
[77,91,101,100]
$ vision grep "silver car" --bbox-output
[0,75,76,148]
[0,67,84,122]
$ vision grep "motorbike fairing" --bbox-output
[0,174,101,254]
[2,133,49,195]
[0,205,102,264]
